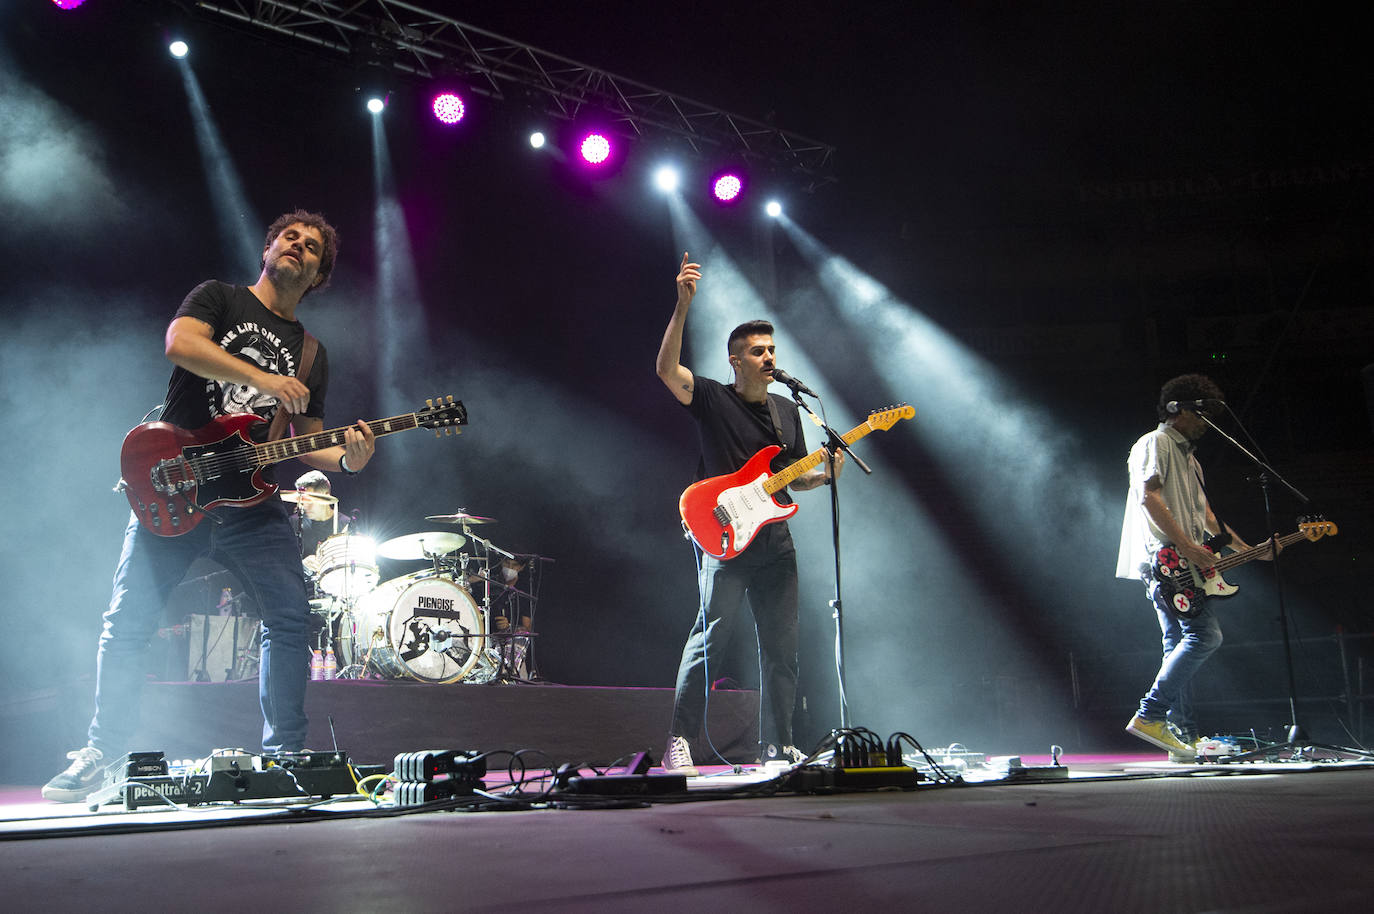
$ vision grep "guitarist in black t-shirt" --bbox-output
[655,252,843,775]
[43,211,377,803]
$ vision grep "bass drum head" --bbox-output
[352,573,485,683]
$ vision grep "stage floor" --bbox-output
[4,752,1374,911]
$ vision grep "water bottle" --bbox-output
[323,647,337,680]
[310,649,324,681]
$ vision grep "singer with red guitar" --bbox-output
[44,211,376,802]
[1115,373,1273,761]
[656,252,843,776]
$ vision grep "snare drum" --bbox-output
[351,573,485,683]
[316,534,379,600]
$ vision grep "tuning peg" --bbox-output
[426,398,435,409]
[445,395,454,404]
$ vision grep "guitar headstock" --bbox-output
[866,404,915,431]
[1298,516,1338,541]
[420,396,468,436]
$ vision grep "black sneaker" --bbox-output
[41,747,105,802]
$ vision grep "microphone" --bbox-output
[770,368,819,398]
[1166,398,1226,415]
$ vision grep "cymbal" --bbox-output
[376,531,467,561]
[281,490,338,505]
[425,512,496,525]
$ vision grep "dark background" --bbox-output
[2,0,1370,756]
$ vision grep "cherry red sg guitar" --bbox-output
[119,396,466,536]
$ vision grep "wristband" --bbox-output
[339,454,359,476]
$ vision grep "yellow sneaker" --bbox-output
[1125,715,1196,757]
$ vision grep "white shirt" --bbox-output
[1115,423,1209,581]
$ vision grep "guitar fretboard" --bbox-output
[764,422,874,494]
[253,413,423,465]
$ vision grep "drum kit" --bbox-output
[289,496,546,685]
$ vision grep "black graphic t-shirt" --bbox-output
[163,280,329,438]
[685,376,807,506]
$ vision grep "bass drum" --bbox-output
[351,573,485,683]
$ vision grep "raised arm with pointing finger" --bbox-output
[655,251,701,406]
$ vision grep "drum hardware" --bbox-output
[376,531,467,561]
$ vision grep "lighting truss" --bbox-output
[191,0,838,189]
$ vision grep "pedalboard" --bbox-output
[88,749,361,810]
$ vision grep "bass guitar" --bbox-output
[119,396,467,536]
[679,405,914,559]
[1151,518,1337,617]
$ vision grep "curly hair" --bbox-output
[262,209,340,297]
[1157,373,1224,421]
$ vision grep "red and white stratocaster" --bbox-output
[119,396,466,536]
[679,405,914,559]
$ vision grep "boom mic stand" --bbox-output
[790,391,872,730]
[1195,408,1372,762]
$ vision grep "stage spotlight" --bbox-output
[431,91,466,125]
[712,173,744,203]
[579,133,612,166]
[530,131,546,149]
[654,166,681,193]
[366,95,387,115]
[168,40,190,59]
[52,0,87,8]
[765,200,783,218]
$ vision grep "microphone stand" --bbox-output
[790,391,871,730]
[1195,410,1371,762]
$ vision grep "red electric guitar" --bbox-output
[118,396,466,536]
[679,405,914,559]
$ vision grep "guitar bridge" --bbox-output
[150,456,196,495]
[712,505,731,526]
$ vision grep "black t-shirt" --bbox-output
[685,377,808,505]
[164,280,329,436]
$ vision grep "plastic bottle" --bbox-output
[323,647,337,680]
[310,649,324,681]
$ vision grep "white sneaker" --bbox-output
[42,746,106,803]
[663,735,699,776]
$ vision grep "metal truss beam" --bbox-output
[191,0,837,189]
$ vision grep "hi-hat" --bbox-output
[281,490,338,505]
[425,511,496,525]
[377,531,466,560]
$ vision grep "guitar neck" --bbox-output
[1211,529,1306,574]
[763,422,873,494]
[252,413,423,466]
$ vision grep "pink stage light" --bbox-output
[579,133,612,165]
[52,0,87,8]
[432,92,466,125]
[712,174,743,202]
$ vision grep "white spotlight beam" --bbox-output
[776,216,1121,561]
[177,61,260,273]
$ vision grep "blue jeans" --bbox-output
[88,503,312,756]
[1136,580,1223,738]
[670,523,800,754]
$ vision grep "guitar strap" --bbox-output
[765,396,789,455]
[267,331,318,442]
